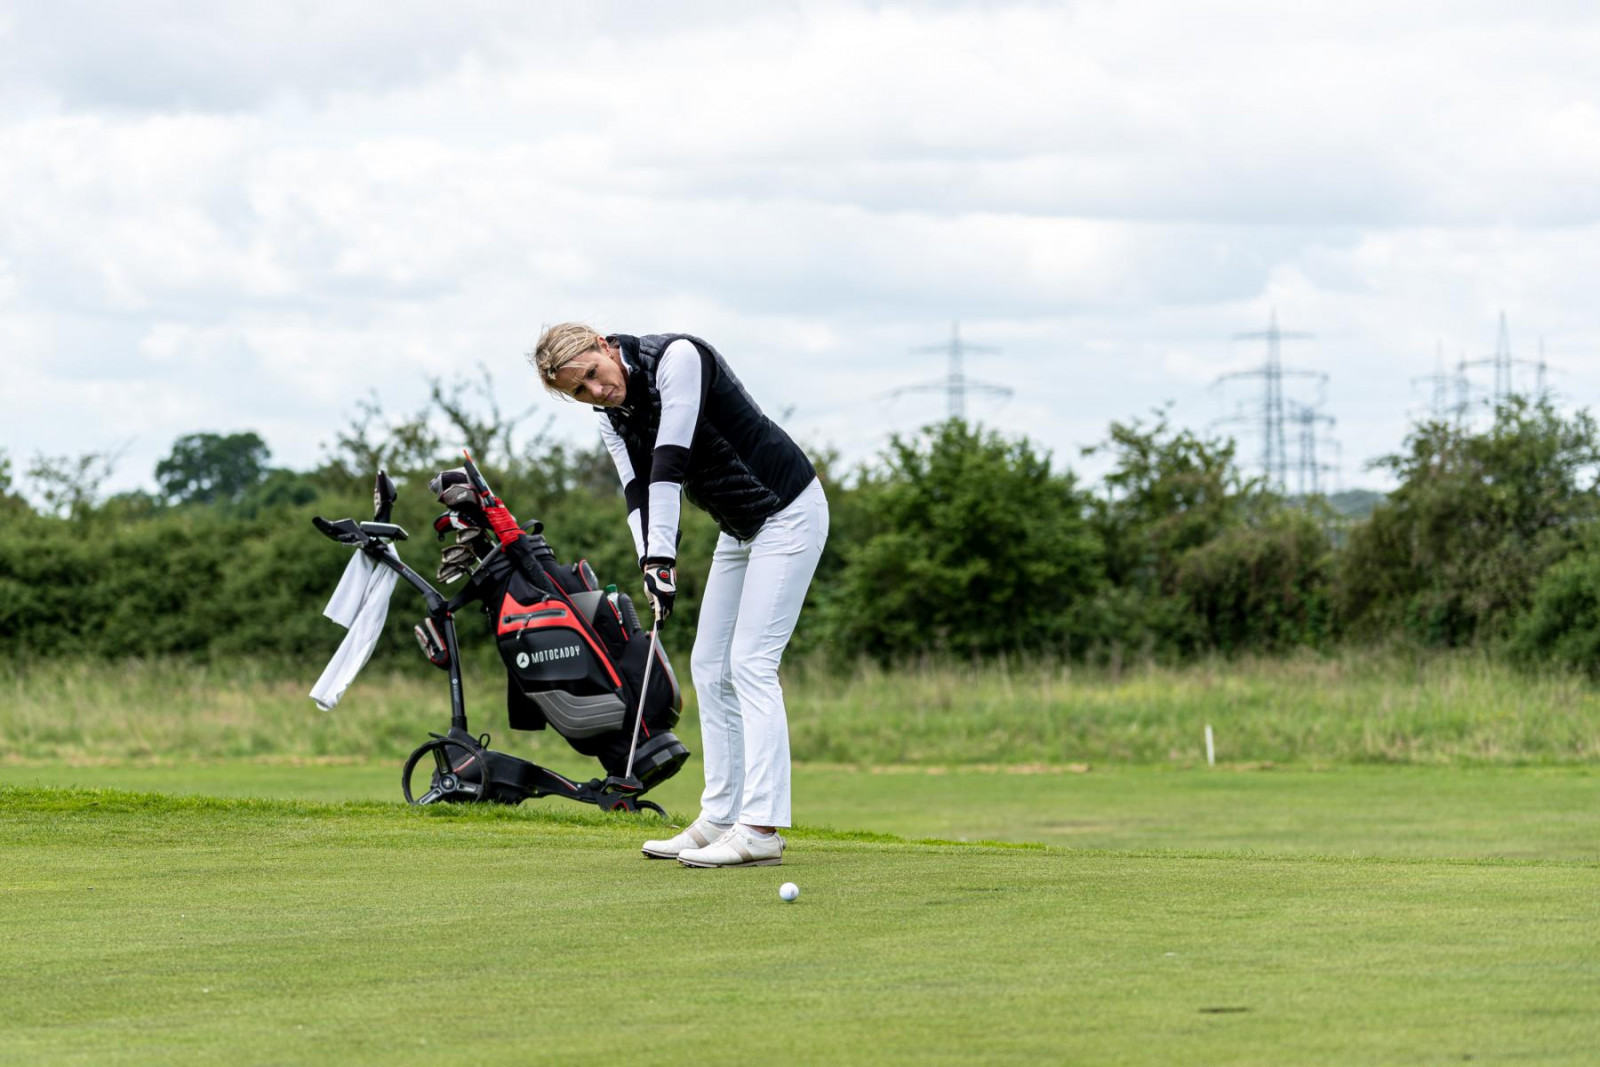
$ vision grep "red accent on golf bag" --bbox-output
[497,594,623,691]
[482,498,523,547]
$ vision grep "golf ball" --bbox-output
[779,881,800,902]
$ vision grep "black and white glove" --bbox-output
[641,559,677,621]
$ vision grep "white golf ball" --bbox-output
[779,881,800,902]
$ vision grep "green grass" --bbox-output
[2,784,1597,1066]
[5,654,1599,1062]
[7,650,1600,767]
[6,760,1599,862]
[788,651,1600,765]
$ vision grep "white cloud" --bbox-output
[3,0,1600,499]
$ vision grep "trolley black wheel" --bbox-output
[402,735,492,805]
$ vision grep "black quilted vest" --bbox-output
[603,333,816,542]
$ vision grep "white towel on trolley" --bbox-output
[310,547,401,711]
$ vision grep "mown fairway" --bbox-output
[7,760,1600,861]
[3,658,1598,1063]
[3,773,1598,1065]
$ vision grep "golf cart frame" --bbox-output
[312,468,665,815]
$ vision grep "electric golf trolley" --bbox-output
[312,458,689,814]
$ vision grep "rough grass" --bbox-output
[2,785,1596,1066]
[5,650,1600,767]
[788,649,1600,764]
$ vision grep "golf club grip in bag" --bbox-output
[466,531,687,788]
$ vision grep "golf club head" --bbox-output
[601,774,645,797]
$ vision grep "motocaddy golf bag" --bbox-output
[312,459,689,812]
[470,510,689,787]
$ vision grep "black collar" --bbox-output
[601,334,647,416]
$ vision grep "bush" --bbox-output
[0,466,716,666]
[1513,545,1600,676]
[813,420,1102,659]
[1174,509,1335,652]
[1083,411,1308,656]
[1340,398,1600,646]
[0,497,361,661]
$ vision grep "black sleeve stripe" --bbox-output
[623,477,647,513]
[650,444,692,484]
[695,342,714,411]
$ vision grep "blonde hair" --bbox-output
[529,322,605,399]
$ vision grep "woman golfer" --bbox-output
[532,325,828,867]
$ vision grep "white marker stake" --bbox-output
[1204,724,1215,767]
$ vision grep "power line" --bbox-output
[885,320,1010,420]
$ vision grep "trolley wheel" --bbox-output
[402,735,492,805]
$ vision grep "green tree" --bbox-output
[319,367,558,502]
[1340,397,1600,645]
[429,364,540,473]
[233,469,324,517]
[0,448,25,515]
[1083,413,1275,653]
[319,393,442,486]
[1088,413,1258,590]
[26,449,120,520]
[155,432,271,506]
[815,420,1102,659]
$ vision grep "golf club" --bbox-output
[605,612,662,797]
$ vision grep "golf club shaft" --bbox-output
[622,620,660,781]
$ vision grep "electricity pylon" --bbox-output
[1213,310,1327,492]
[886,321,1010,420]
[1410,341,1470,424]
[1286,398,1338,498]
[1461,311,1549,408]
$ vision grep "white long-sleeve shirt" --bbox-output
[600,338,706,562]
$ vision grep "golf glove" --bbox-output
[642,559,677,621]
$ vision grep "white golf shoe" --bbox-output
[677,823,785,868]
[641,817,732,860]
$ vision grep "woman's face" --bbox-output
[552,339,628,407]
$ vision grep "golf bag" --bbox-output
[464,527,690,788]
[314,461,688,811]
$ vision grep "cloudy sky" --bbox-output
[3,0,1598,499]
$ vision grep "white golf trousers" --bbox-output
[690,477,828,828]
